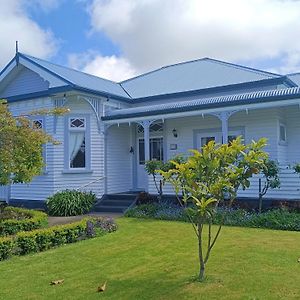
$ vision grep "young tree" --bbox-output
[0,100,67,185]
[145,155,185,201]
[159,137,268,281]
[258,159,280,213]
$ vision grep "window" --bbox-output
[139,137,164,164]
[279,124,287,143]
[69,117,86,169]
[33,119,43,130]
[137,122,163,134]
[201,136,216,147]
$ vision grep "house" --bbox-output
[1,51,300,210]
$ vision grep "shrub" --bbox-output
[0,207,48,236]
[85,217,118,238]
[125,203,300,231]
[16,219,87,255]
[0,217,118,261]
[46,190,96,216]
[17,231,38,255]
[0,236,15,260]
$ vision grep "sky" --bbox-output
[1,0,300,82]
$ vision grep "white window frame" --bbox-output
[138,136,164,165]
[194,127,244,149]
[278,122,287,145]
[64,115,91,173]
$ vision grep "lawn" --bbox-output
[0,218,299,300]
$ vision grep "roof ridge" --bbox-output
[119,57,208,84]
[287,72,300,76]
[120,57,280,84]
[19,52,120,85]
[204,58,281,77]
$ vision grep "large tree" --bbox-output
[0,100,67,185]
[159,137,268,281]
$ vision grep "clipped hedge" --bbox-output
[0,216,117,261]
[16,220,86,255]
[46,190,96,216]
[0,236,15,260]
[125,203,300,231]
[0,207,48,236]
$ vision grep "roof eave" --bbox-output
[102,92,300,121]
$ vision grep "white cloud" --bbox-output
[24,0,61,12]
[85,0,300,76]
[68,51,137,81]
[0,0,58,69]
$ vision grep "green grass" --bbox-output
[0,218,299,300]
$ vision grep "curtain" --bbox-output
[69,132,85,165]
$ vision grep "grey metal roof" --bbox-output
[287,73,300,86]
[103,87,300,120]
[19,53,131,99]
[120,58,281,99]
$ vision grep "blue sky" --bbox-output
[26,1,120,66]
[1,0,300,81]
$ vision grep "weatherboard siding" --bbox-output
[106,124,133,193]
[1,66,49,98]
[8,98,55,201]
[148,108,300,199]
[52,99,105,198]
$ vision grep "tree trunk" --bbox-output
[198,220,205,281]
[199,261,205,281]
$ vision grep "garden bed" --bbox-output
[0,216,117,261]
[0,206,48,236]
[125,202,300,231]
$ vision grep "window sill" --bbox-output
[62,169,93,174]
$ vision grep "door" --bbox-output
[136,137,164,190]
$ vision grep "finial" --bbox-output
[15,41,19,54]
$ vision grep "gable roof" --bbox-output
[18,53,130,99]
[287,73,300,86]
[0,53,131,101]
[0,52,296,103]
[120,58,282,99]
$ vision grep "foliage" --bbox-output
[135,192,158,205]
[0,236,15,260]
[0,100,68,185]
[258,159,280,212]
[0,217,117,259]
[0,207,48,236]
[85,217,118,238]
[125,203,300,231]
[46,190,96,216]
[159,137,268,280]
[145,155,186,199]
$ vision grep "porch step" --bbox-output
[93,192,138,213]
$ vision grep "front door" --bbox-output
[136,136,164,190]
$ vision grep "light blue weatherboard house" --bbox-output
[1,51,300,211]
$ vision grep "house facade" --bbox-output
[1,52,300,207]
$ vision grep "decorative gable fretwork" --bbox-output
[53,96,103,133]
